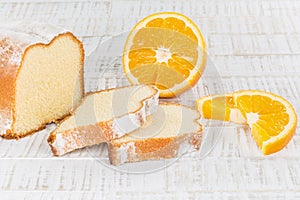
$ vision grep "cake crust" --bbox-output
[108,132,202,166]
[107,103,203,166]
[0,24,84,139]
[48,85,159,156]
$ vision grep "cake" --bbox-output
[108,103,202,166]
[48,85,159,156]
[0,22,84,139]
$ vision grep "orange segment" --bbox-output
[196,90,298,155]
[123,12,206,97]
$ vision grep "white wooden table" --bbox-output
[1,0,300,199]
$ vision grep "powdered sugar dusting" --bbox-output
[117,142,136,164]
[177,139,192,155]
[111,87,159,139]
[53,129,84,154]
[0,111,12,135]
[0,21,68,69]
[112,113,141,138]
[51,134,66,155]
[0,37,23,67]
[178,133,202,159]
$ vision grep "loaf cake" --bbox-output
[0,22,84,139]
[48,85,159,156]
[108,103,202,166]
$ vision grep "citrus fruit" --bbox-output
[196,94,246,124]
[196,90,298,155]
[123,12,206,97]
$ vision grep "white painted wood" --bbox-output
[0,0,300,199]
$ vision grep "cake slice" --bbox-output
[108,103,202,166]
[48,85,159,156]
[0,22,84,139]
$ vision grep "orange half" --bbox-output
[123,12,206,97]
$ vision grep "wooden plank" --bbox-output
[0,0,300,198]
[1,156,300,192]
[0,1,300,37]
[1,191,299,200]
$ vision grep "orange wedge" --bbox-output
[196,90,298,155]
[123,12,206,97]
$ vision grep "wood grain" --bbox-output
[0,0,300,199]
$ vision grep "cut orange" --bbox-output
[196,90,298,155]
[196,94,246,124]
[123,12,206,97]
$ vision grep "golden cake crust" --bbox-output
[0,37,23,139]
[0,31,84,139]
[108,133,202,166]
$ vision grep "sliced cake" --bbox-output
[0,22,84,139]
[108,103,202,166]
[48,85,159,156]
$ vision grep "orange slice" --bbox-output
[196,90,298,155]
[123,12,206,97]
